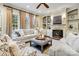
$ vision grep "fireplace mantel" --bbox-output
[51,25,66,30]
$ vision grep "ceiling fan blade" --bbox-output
[43,3,49,8]
[36,4,41,9]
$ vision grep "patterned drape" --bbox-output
[20,11,26,29]
[29,14,33,29]
[6,7,12,36]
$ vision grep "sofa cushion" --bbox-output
[0,35,20,56]
[65,32,79,52]
[2,34,12,43]
[49,39,79,56]
[66,33,78,46]
[14,29,24,36]
[71,38,79,52]
[0,43,11,56]
[0,34,12,42]
[23,29,34,35]
[0,38,11,56]
[1,35,21,56]
[17,29,24,36]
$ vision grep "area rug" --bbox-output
[25,42,51,55]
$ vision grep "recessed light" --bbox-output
[26,5,30,8]
[38,10,41,13]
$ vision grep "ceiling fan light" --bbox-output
[36,3,49,9]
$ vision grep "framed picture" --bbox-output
[53,15,62,24]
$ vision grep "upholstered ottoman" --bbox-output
[30,38,52,53]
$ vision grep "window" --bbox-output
[26,13,36,29]
[26,13,30,29]
[32,15,36,29]
[12,15,18,30]
[12,10,20,30]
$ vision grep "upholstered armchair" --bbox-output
[0,34,45,56]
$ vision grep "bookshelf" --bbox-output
[43,16,51,29]
[67,9,78,20]
[67,9,79,32]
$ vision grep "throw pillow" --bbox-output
[9,42,21,56]
[18,29,24,36]
[15,31,21,37]
[1,34,12,43]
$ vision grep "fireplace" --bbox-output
[52,30,63,40]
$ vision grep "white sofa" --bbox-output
[48,32,79,56]
[11,29,38,43]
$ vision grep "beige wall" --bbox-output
[36,15,43,29]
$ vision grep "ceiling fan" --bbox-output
[36,3,49,9]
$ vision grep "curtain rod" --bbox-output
[3,5,35,15]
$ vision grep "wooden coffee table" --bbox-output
[30,37,52,53]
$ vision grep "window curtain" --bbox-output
[29,14,33,29]
[6,7,12,36]
[20,11,26,29]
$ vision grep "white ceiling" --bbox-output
[4,3,79,16]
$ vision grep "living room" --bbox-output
[1,3,79,56]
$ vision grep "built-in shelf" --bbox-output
[67,8,79,32]
[68,19,79,21]
[42,16,51,29]
[51,24,66,28]
[67,9,79,21]
[52,24,66,26]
